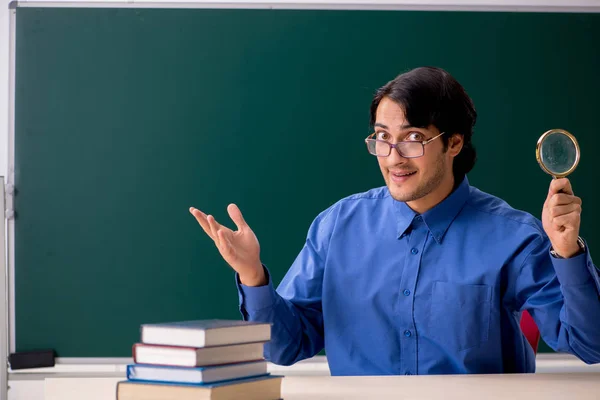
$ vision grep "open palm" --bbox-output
[189,204,264,284]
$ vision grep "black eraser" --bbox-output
[9,349,55,370]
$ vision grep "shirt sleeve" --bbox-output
[234,207,336,366]
[514,235,600,364]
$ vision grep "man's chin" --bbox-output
[387,186,417,202]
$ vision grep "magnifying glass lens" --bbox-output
[536,129,580,178]
[540,133,577,175]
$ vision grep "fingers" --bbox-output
[546,178,573,202]
[189,206,231,244]
[227,203,248,231]
[207,215,222,246]
[552,213,580,232]
[189,206,237,251]
[548,203,582,219]
[208,214,236,251]
[217,229,234,257]
[189,207,215,241]
[546,193,582,208]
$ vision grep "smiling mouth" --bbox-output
[390,170,417,184]
[392,171,416,177]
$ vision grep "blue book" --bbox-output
[126,360,268,384]
[140,319,271,348]
[116,374,283,400]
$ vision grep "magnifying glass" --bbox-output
[536,129,580,179]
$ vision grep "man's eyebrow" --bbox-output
[374,123,415,130]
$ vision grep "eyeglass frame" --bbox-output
[364,131,446,158]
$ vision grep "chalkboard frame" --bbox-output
[7,0,600,363]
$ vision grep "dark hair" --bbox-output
[370,66,477,182]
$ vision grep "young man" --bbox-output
[190,67,600,375]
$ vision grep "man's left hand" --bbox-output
[542,178,582,258]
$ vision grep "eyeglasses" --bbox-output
[364,132,445,158]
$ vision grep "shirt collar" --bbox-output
[393,176,471,243]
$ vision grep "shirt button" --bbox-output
[414,215,421,221]
[403,289,411,296]
[411,248,418,255]
[404,330,411,337]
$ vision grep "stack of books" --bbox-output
[116,320,283,400]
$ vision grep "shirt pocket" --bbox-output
[428,281,492,351]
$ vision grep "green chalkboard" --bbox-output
[14,7,600,357]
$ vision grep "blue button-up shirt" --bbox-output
[237,177,600,375]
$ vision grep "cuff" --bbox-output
[551,242,597,287]
[235,265,277,312]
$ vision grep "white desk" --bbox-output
[43,372,600,400]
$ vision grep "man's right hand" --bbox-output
[189,204,267,287]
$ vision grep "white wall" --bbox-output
[0,1,9,179]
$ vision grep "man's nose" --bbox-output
[386,146,408,165]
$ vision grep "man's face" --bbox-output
[374,97,459,208]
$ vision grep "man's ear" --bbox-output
[448,133,464,157]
